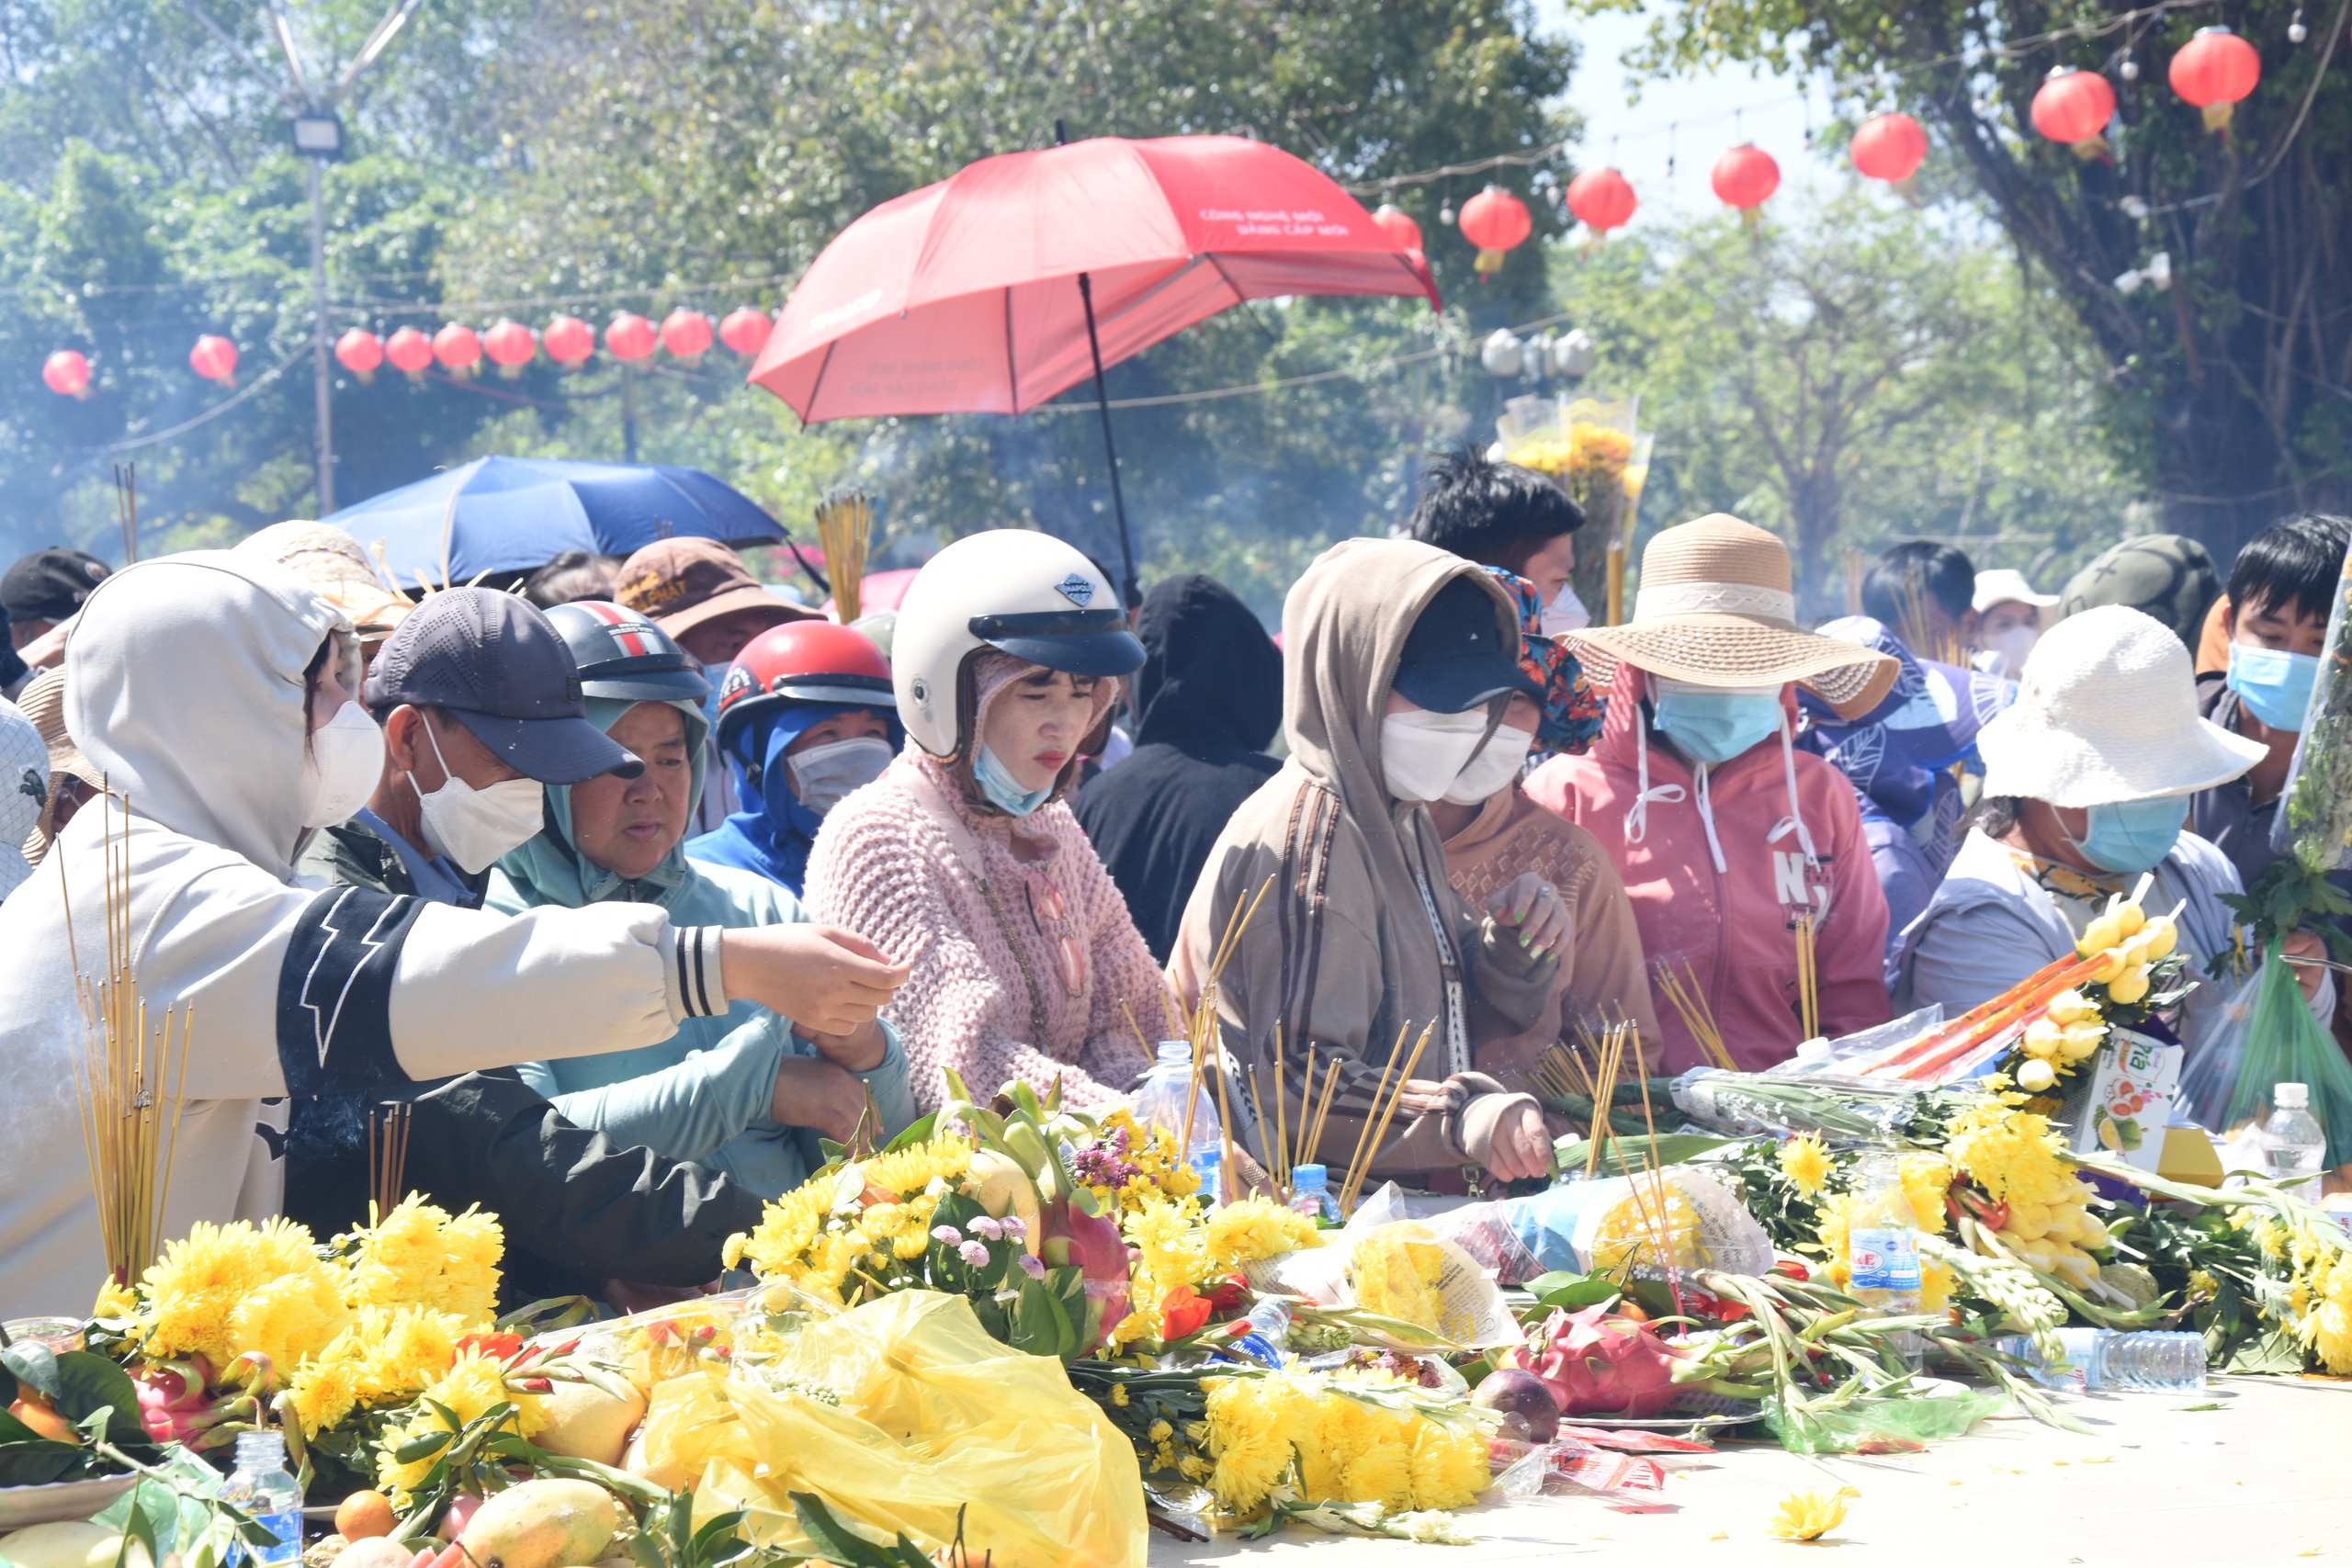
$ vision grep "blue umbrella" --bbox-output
[323,457,784,587]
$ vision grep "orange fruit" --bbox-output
[7,1395,76,1443]
[336,1491,398,1540]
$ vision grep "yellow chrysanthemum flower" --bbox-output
[1404,1414,1489,1510]
[287,1357,361,1438]
[861,1134,973,1199]
[1769,1486,1859,1542]
[1202,1378,1298,1513]
[1205,1197,1321,1272]
[2294,1249,2352,1374]
[375,1350,547,1505]
[227,1267,352,1373]
[1779,1134,1831,1197]
[138,1217,344,1372]
[1899,1154,1953,1236]
[1943,1101,2083,1208]
[1351,1225,1449,1332]
[93,1278,138,1322]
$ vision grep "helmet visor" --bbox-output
[969,608,1145,677]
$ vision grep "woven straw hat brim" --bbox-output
[1977,707,2265,809]
[1566,615,1900,720]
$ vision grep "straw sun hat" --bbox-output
[1977,604,2265,807]
[234,521,413,642]
[1566,514,1899,720]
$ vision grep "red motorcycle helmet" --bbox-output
[714,619,896,750]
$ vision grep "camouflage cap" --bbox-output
[2058,533,2221,649]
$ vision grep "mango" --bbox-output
[458,1481,619,1568]
[332,1538,420,1568]
[966,1149,1043,1256]
[0,1523,153,1568]
[534,1381,647,1468]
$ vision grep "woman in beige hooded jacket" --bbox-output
[1172,540,1560,1186]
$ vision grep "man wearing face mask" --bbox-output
[1524,516,1901,1073]
[298,590,614,905]
[1176,544,1567,1189]
[1970,569,2059,682]
[1897,605,2296,1038]
[687,620,901,897]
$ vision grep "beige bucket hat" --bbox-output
[234,520,413,642]
[1977,604,2264,807]
[1566,513,1899,719]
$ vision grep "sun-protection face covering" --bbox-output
[1441,722,1536,804]
[1650,677,1786,766]
[974,743,1052,817]
[2067,795,2190,874]
[411,715,548,874]
[299,699,386,829]
[2227,644,2322,733]
[1378,707,1495,803]
[1540,583,1593,636]
[786,734,894,814]
[1982,623,2041,681]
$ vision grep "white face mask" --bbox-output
[786,735,894,814]
[300,700,387,829]
[1379,708,1495,803]
[1982,623,2040,679]
[1539,584,1592,636]
[410,715,546,874]
[1442,722,1536,804]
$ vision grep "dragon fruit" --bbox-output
[1041,1199,1130,1352]
[1509,1303,1688,1419]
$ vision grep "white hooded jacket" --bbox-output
[0,554,728,1319]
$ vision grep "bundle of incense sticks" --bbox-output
[1177,875,1274,1196]
[814,489,874,624]
[1297,1049,1341,1177]
[1655,960,1736,1072]
[1581,1021,1633,1181]
[64,792,190,1286]
[1892,567,1969,667]
[368,1103,413,1224]
[1841,546,1867,617]
[1340,1021,1433,1214]
[1793,911,1821,1043]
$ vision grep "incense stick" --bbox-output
[368,1102,413,1223]
[1793,912,1820,1043]
[1245,1066,1272,1182]
[1337,1021,1410,1210]
[1342,1023,1432,1213]
[1120,998,1153,1060]
[114,463,139,565]
[1271,1028,1290,1194]
[813,489,874,624]
[1656,961,1736,1072]
[1304,1054,1341,1170]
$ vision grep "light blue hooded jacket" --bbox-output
[489,693,914,1198]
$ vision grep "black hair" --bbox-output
[523,551,622,609]
[2227,513,2352,628]
[1861,540,1975,626]
[1405,442,1585,575]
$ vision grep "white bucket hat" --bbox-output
[1977,604,2264,807]
[1973,568,2060,626]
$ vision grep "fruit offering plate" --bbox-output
[0,1473,139,1529]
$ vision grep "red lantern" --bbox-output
[334,329,383,384]
[43,350,91,399]
[433,323,482,376]
[1457,186,1532,280]
[718,308,772,357]
[189,334,238,387]
[2170,27,2262,133]
[1850,113,1929,183]
[2031,68,2117,156]
[1711,144,1781,218]
[660,308,713,362]
[544,315,595,369]
[1371,203,1423,252]
[483,320,537,378]
[1565,168,1637,237]
[386,327,435,382]
[605,312,658,362]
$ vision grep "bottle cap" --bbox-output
[1293,1163,1329,1190]
[234,1428,287,1467]
[1794,1037,1832,1065]
[2277,1082,2309,1109]
[1156,1041,1192,1065]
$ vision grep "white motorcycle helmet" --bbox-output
[895,530,1145,758]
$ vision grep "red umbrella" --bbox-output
[748,132,1438,600]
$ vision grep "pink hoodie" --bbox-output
[1522,667,1892,1073]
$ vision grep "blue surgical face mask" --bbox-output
[1650,679,1786,766]
[2068,795,2188,874]
[974,743,1052,817]
[2227,644,2321,733]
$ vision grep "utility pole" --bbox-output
[182,0,427,514]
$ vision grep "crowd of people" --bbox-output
[0,449,2342,1320]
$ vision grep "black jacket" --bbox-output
[1074,573,1282,961]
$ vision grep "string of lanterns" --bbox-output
[40,306,778,400]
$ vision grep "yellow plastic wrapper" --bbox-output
[681,1291,1146,1568]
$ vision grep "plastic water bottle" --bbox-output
[1846,1153,1924,1370]
[2259,1083,2327,1197]
[1132,1042,1222,1156]
[1288,1163,1335,1223]
[221,1429,303,1567]
[1231,1296,1291,1366]
[1189,1144,1225,1206]
[1988,1328,2205,1392]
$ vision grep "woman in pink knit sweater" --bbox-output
[805,533,1170,1113]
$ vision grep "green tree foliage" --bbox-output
[1580,0,2351,558]
[1551,190,2147,613]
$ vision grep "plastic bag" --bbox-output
[1488,1168,1771,1280]
[2176,963,2258,1134]
[1759,1383,2006,1455]
[682,1291,1147,1568]
[2222,939,2352,1166]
